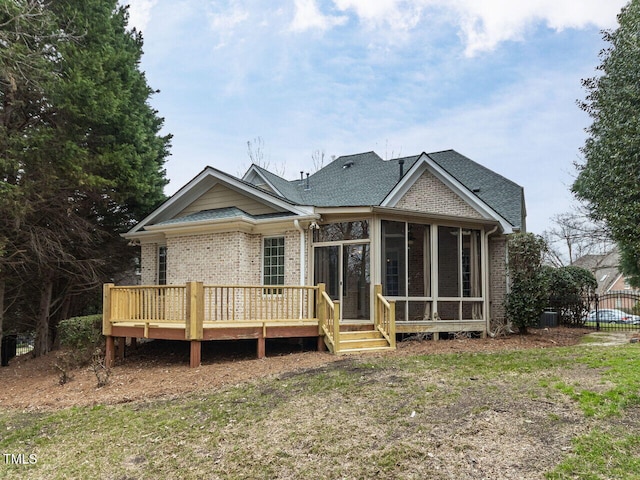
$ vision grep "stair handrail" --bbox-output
[374,285,396,349]
[320,290,340,353]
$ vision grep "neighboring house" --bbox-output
[122,149,525,339]
[574,248,640,311]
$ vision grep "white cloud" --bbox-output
[451,0,627,56]
[290,0,348,32]
[124,0,158,32]
[207,4,250,49]
[330,0,626,55]
[333,0,422,30]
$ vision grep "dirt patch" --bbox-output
[0,327,591,412]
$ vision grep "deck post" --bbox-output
[333,301,340,354]
[257,335,266,359]
[103,283,114,336]
[185,281,204,341]
[317,283,326,335]
[317,335,326,352]
[388,300,397,349]
[105,335,115,368]
[117,337,125,362]
[190,340,201,368]
[373,284,382,329]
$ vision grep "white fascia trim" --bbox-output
[381,153,514,234]
[128,167,313,235]
[242,165,284,196]
[142,214,319,237]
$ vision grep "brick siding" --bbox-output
[140,229,304,286]
[489,235,507,326]
[397,170,484,219]
[140,243,158,285]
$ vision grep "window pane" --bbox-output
[438,227,459,297]
[408,301,432,321]
[462,301,483,320]
[263,237,285,286]
[461,229,482,297]
[314,246,340,300]
[438,301,459,320]
[408,223,430,296]
[382,220,405,296]
[313,221,369,242]
[158,246,167,285]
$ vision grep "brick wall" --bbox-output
[140,229,305,286]
[140,243,158,285]
[489,235,507,326]
[397,171,484,219]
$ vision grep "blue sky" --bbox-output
[124,0,627,234]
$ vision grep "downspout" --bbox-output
[485,225,499,337]
[294,220,305,286]
[294,219,306,321]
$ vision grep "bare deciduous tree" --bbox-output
[244,136,286,177]
[311,149,325,172]
[542,207,613,267]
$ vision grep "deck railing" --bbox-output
[203,285,317,322]
[103,283,395,352]
[107,285,187,323]
[103,282,330,340]
[374,285,396,349]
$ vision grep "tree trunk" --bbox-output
[34,278,53,357]
[0,277,5,364]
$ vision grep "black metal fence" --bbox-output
[542,291,640,331]
[1,332,34,366]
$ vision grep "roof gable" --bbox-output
[127,167,313,235]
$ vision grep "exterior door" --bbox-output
[314,243,370,321]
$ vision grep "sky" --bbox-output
[123,0,628,235]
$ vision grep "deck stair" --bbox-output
[329,326,395,354]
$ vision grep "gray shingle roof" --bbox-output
[427,150,525,230]
[253,152,420,206]
[249,150,524,230]
[158,207,294,225]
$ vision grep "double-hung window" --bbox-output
[263,237,285,292]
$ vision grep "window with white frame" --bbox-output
[263,237,285,287]
[158,245,167,285]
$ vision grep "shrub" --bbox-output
[56,315,105,383]
[504,233,548,334]
[546,266,597,326]
[58,314,103,351]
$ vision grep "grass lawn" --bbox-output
[1,343,640,479]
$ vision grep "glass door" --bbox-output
[314,243,370,321]
[342,244,370,320]
[314,246,339,301]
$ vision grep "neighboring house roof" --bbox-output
[573,248,630,294]
[127,148,525,236]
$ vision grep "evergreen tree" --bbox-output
[1,0,170,356]
[574,0,640,286]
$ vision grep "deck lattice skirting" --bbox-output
[102,283,397,367]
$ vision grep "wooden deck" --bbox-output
[102,283,397,367]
